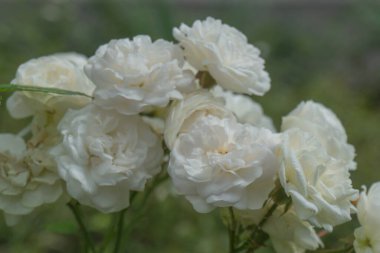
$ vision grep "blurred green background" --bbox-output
[1,0,380,252]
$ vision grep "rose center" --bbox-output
[216,146,229,155]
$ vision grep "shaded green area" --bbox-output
[1,1,380,252]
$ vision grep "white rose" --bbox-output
[279,129,358,231]
[0,134,63,226]
[266,209,322,253]
[237,205,323,253]
[84,35,196,115]
[51,104,164,212]
[282,101,356,170]
[53,52,88,67]
[354,182,380,253]
[211,85,275,131]
[6,53,95,119]
[173,17,270,96]
[169,115,280,213]
[164,90,234,150]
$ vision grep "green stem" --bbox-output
[244,203,278,253]
[67,201,96,253]
[257,203,278,229]
[140,173,168,207]
[113,192,138,253]
[99,214,118,252]
[113,208,127,253]
[228,207,237,253]
[112,171,168,252]
[120,173,169,249]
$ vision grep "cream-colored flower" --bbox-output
[211,85,275,131]
[0,134,63,226]
[267,209,322,253]
[6,53,95,119]
[237,205,323,253]
[354,182,380,253]
[279,129,358,231]
[51,104,164,212]
[282,101,356,170]
[53,52,88,67]
[169,115,280,213]
[164,90,234,150]
[173,17,270,96]
[84,35,196,115]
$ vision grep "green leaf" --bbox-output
[0,84,93,98]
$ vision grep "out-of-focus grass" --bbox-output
[1,1,380,252]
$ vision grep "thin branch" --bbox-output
[244,202,278,253]
[67,201,96,253]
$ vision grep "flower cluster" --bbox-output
[354,182,380,253]
[0,17,367,253]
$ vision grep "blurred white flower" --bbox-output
[282,101,356,170]
[211,85,275,131]
[173,17,270,96]
[237,205,323,253]
[0,134,63,226]
[164,90,234,150]
[53,52,88,67]
[51,104,163,212]
[279,129,358,231]
[84,35,196,115]
[354,182,380,253]
[6,53,95,119]
[169,114,280,213]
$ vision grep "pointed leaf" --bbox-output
[0,84,93,98]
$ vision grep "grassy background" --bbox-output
[0,0,380,252]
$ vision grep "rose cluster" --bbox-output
[0,17,374,253]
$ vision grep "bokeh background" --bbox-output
[0,0,380,252]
